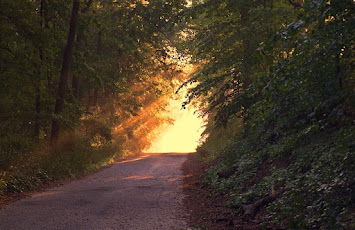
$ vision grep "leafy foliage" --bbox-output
[188,0,355,229]
[0,0,187,196]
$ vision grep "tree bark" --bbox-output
[72,73,80,99]
[93,88,98,107]
[81,0,93,14]
[242,185,276,220]
[242,195,275,220]
[336,52,343,92]
[86,89,92,113]
[240,3,252,89]
[34,0,47,138]
[97,31,102,55]
[34,85,41,137]
[50,0,80,144]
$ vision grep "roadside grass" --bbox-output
[0,132,121,197]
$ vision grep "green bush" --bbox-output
[201,124,354,229]
[0,130,120,196]
[0,133,34,169]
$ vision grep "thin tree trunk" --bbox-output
[72,73,80,99]
[50,0,80,144]
[86,89,92,113]
[39,0,53,137]
[34,85,41,137]
[34,0,46,138]
[72,32,81,101]
[97,31,102,55]
[336,52,343,92]
[91,31,102,108]
[93,88,98,107]
[240,3,252,89]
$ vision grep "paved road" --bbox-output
[0,153,189,230]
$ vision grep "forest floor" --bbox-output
[182,153,237,230]
[182,153,265,230]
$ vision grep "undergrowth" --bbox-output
[196,118,243,162]
[198,123,354,229]
[0,123,121,197]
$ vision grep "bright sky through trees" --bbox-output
[146,95,205,153]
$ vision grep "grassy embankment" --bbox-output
[197,118,354,229]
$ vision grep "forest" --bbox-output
[0,0,354,229]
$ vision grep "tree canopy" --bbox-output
[0,0,354,228]
[0,0,187,192]
[0,0,186,152]
[183,0,354,228]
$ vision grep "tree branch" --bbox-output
[81,0,93,13]
[288,0,303,8]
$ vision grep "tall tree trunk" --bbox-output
[86,89,92,113]
[34,0,46,138]
[72,32,81,101]
[336,52,343,92]
[50,0,80,144]
[72,73,80,99]
[97,31,102,55]
[240,3,252,89]
[93,88,98,107]
[92,31,102,108]
[34,85,41,137]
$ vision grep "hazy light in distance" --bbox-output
[146,96,205,153]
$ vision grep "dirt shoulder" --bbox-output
[182,153,237,230]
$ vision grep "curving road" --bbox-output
[0,153,189,230]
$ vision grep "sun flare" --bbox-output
[145,94,205,153]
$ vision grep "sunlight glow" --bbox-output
[146,93,205,153]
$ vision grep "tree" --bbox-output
[0,0,187,164]
[181,0,298,125]
[188,0,354,228]
[50,0,80,144]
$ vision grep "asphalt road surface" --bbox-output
[0,153,189,230]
